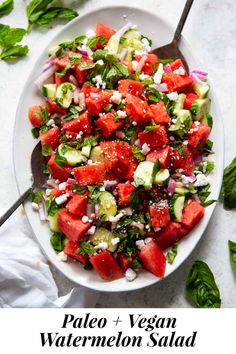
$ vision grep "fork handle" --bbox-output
[173,0,194,43]
[0,186,33,227]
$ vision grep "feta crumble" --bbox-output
[141,143,151,155]
[139,73,150,81]
[110,91,122,104]
[136,239,145,250]
[31,202,39,211]
[173,66,185,75]
[125,268,137,282]
[111,237,120,246]
[116,110,127,119]
[95,242,108,250]
[132,60,139,71]
[82,215,90,223]
[55,194,68,205]
[87,225,96,235]
[58,251,67,262]
[58,182,66,191]
[167,92,179,101]
[92,75,106,89]
[46,119,55,127]
[194,173,209,187]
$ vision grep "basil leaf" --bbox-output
[0,44,29,61]
[131,257,142,269]
[87,36,107,49]
[92,49,108,61]
[56,63,71,78]
[132,146,145,162]
[0,0,14,16]
[31,191,43,204]
[31,127,40,138]
[186,260,221,308]
[50,232,66,253]
[201,199,216,207]
[203,139,214,156]
[158,58,174,64]
[0,24,28,62]
[144,125,159,132]
[228,240,236,270]
[26,0,54,24]
[34,7,78,27]
[77,241,95,255]
[79,62,96,71]
[130,189,141,210]
[221,157,236,209]
[166,243,178,264]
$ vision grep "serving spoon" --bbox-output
[152,0,194,72]
[0,142,47,227]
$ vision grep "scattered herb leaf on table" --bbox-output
[0,23,29,61]
[0,0,14,16]
[228,240,236,270]
[221,157,236,209]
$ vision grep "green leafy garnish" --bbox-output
[221,157,236,209]
[87,36,107,49]
[201,199,216,207]
[186,260,221,308]
[92,49,108,61]
[77,241,95,255]
[0,0,14,16]
[55,63,71,78]
[88,184,103,204]
[132,145,145,162]
[103,104,113,113]
[158,58,174,64]
[203,139,214,156]
[50,232,66,253]
[197,160,215,175]
[146,87,161,103]
[166,243,178,264]
[228,240,236,270]
[31,191,43,204]
[26,0,78,32]
[31,127,40,138]
[0,24,29,61]
[131,257,142,269]
[144,124,159,132]
[130,189,142,210]
[63,105,83,121]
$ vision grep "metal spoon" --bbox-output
[0,142,47,226]
[152,0,194,72]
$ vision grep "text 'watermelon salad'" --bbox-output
[29,22,215,282]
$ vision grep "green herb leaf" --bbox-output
[79,61,96,71]
[88,184,103,204]
[202,199,216,207]
[31,191,43,204]
[158,58,174,64]
[55,63,71,78]
[82,135,99,147]
[197,160,215,175]
[87,36,107,49]
[50,232,66,253]
[144,124,159,132]
[221,157,236,209]
[63,105,83,121]
[77,241,95,255]
[0,24,28,62]
[0,0,14,16]
[92,49,108,61]
[197,184,211,203]
[103,104,113,113]
[119,36,126,45]
[131,257,142,269]
[166,243,178,264]
[40,125,49,133]
[70,184,87,195]
[31,127,40,138]
[34,7,78,27]
[203,139,214,156]
[130,189,141,209]
[132,145,145,162]
[228,240,236,270]
[186,260,221,308]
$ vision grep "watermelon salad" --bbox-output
[29,22,215,282]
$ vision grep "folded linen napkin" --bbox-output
[0,210,99,308]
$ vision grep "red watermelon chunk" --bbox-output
[135,54,158,75]
[96,23,115,48]
[162,73,193,93]
[96,112,124,138]
[66,194,88,217]
[118,79,143,97]
[74,56,94,84]
[184,93,199,110]
[138,126,169,148]
[171,146,195,175]
[48,154,72,182]
[28,104,49,128]
[187,122,211,153]
[156,221,188,250]
[117,182,135,206]
[62,111,92,134]
[64,241,89,265]
[146,146,171,168]
[40,126,60,152]
[73,162,115,186]
[181,200,205,229]
[149,200,170,229]
[139,240,166,277]
[90,251,124,280]
[150,101,171,125]
[125,94,154,126]
[86,90,113,116]
[58,210,91,242]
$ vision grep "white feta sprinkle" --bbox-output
[110,90,122,104]
[125,268,137,282]
[46,119,55,127]
[183,140,188,146]
[169,136,175,141]
[132,60,139,71]
[96,59,104,66]
[145,237,153,244]
[109,213,123,223]
[136,239,145,250]
[149,83,168,92]
[58,182,67,191]
[167,92,179,101]
[181,175,191,186]
[55,194,68,205]
[92,75,106,89]
[95,242,108,250]
[31,202,39,211]
[45,189,51,196]
[153,73,162,84]
[194,173,209,187]
[76,131,83,140]
[139,73,150,81]
[82,215,90,223]
[195,121,201,126]
[111,237,120,246]
[173,66,185,75]
[134,139,141,147]
[58,251,67,262]
[87,159,93,165]
[132,121,137,126]
[99,186,105,192]
[87,225,96,235]
[171,118,177,124]
[201,161,208,173]
[116,110,127,118]
[141,143,151,155]
[86,29,96,38]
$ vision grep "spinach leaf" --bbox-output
[221,157,236,209]
[186,260,221,308]
[166,243,178,264]
[50,232,66,253]
[0,0,14,16]
[228,240,236,270]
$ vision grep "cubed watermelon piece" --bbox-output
[187,122,211,152]
[58,210,91,242]
[181,200,205,229]
[138,126,169,148]
[135,54,158,75]
[139,240,166,277]
[90,251,124,280]
[66,194,88,216]
[149,201,170,229]
[96,112,124,138]
[40,126,60,151]
[146,146,171,168]
[85,91,113,116]
[117,182,135,206]
[47,98,68,115]
[171,147,195,175]
[96,23,115,48]
[28,104,49,127]
[48,154,72,182]
[162,74,193,93]
[118,79,143,97]
[64,241,89,264]
[125,94,154,126]
[156,221,188,250]
[184,93,199,110]
[74,56,94,84]
[73,162,115,186]
[150,101,171,125]
[62,111,92,134]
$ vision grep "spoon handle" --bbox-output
[0,186,33,227]
[173,0,194,43]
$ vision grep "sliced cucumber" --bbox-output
[154,169,170,186]
[190,98,211,121]
[58,144,84,166]
[118,29,142,61]
[106,35,120,55]
[42,84,57,99]
[192,82,210,98]
[169,109,192,137]
[202,113,213,128]
[90,146,104,163]
[174,187,196,196]
[134,161,154,190]
[98,192,117,221]
[56,83,76,109]
[48,45,60,56]
[173,93,186,115]
[48,211,60,232]
[81,145,91,158]
[89,227,117,252]
[170,195,185,222]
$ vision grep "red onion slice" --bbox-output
[38,198,48,221]
[191,72,205,85]
[167,178,176,195]
[46,53,56,64]
[130,221,144,231]
[69,74,78,86]
[104,180,118,190]
[192,69,208,77]
[77,47,88,56]
[136,55,148,72]
[114,22,133,39]
[47,179,59,188]
[86,204,95,218]
[35,65,57,89]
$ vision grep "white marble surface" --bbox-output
[0,0,236,307]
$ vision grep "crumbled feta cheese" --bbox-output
[153,73,162,84]
[171,118,177,124]
[45,189,51,196]
[134,139,141,147]
[58,182,67,191]
[46,119,55,127]
[87,225,96,235]
[167,92,179,101]
[82,215,90,223]
[149,83,168,92]
[86,29,96,38]
[116,110,127,119]
[92,75,106,89]
[76,131,83,140]
[141,143,151,155]
[87,159,93,165]
[139,73,150,81]
[58,251,67,262]
[181,175,191,186]
[201,161,208,173]
[132,60,139,71]
[96,59,104,66]
[110,91,122,104]
[194,173,209,187]
[111,237,120,246]
[173,66,185,75]
[95,242,108,250]
[132,121,137,126]
[109,213,123,223]
[55,194,68,205]
[31,202,39,211]
[169,136,175,142]
[183,140,188,146]
[125,268,137,282]
[136,239,145,250]
[99,186,105,192]
[144,237,153,244]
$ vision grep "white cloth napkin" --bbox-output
[0,210,99,308]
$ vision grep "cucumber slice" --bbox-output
[58,144,84,166]
[81,145,91,158]
[56,83,76,108]
[98,192,117,221]
[174,187,197,196]
[202,113,213,128]
[170,195,185,222]
[134,161,154,190]
[190,98,211,121]
[48,45,60,56]
[48,211,60,232]
[192,82,210,98]
[89,227,117,252]
[42,84,57,99]
[154,169,170,186]
[169,109,192,137]
[90,146,105,163]
[106,35,120,55]
[173,93,186,115]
